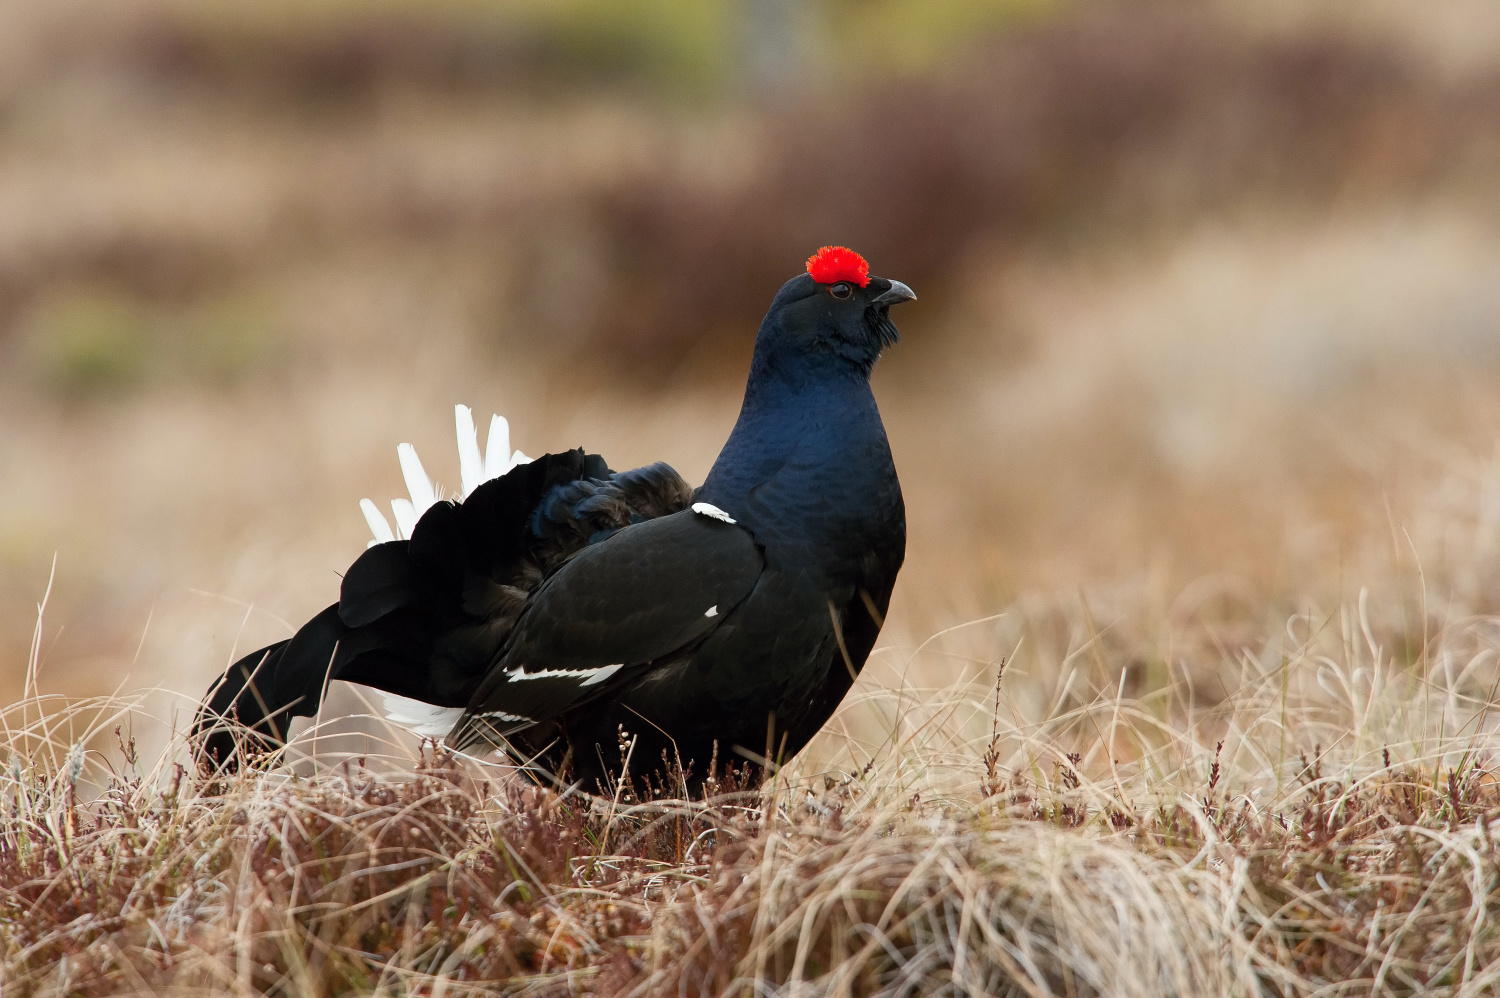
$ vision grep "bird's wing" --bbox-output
[192,451,698,773]
[450,507,763,750]
[335,453,696,706]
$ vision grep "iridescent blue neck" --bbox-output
[699,359,895,574]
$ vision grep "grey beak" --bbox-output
[872,280,916,307]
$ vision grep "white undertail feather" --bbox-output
[398,443,437,515]
[380,694,465,738]
[360,405,535,546]
[483,413,512,481]
[361,499,395,547]
[390,497,418,541]
[455,405,485,498]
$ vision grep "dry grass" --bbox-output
[9,519,1500,997]
[7,3,1500,993]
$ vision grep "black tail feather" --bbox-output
[192,449,654,772]
[192,603,346,771]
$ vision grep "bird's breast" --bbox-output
[738,444,903,587]
[700,384,905,588]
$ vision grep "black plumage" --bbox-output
[195,251,913,791]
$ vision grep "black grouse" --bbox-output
[194,246,913,790]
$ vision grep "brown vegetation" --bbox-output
[7,650,1500,996]
[6,3,1500,992]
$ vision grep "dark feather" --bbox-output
[450,508,762,751]
[192,449,685,770]
[194,259,911,793]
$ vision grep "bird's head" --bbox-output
[754,246,916,379]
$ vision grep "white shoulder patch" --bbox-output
[380,694,464,738]
[691,502,736,524]
[704,605,718,617]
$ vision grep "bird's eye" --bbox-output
[829,282,853,300]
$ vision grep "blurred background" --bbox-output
[5,0,1500,757]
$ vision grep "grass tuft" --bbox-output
[7,578,1500,996]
